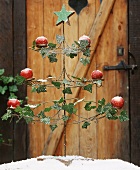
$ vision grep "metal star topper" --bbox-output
[54,5,75,25]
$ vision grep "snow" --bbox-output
[0,155,140,170]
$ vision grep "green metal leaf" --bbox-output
[82,121,90,129]
[52,81,61,89]
[63,87,72,94]
[36,85,47,93]
[80,57,90,66]
[56,35,65,44]
[48,53,57,63]
[44,107,52,112]
[50,124,58,131]
[83,48,90,57]
[83,84,92,93]
[40,117,50,124]
[62,115,70,121]
[48,43,56,49]
[84,102,96,111]
[62,103,77,114]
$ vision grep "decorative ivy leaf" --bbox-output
[119,110,129,122]
[106,114,118,120]
[50,124,58,131]
[83,84,92,93]
[102,103,112,113]
[14,75,25,85]
[44,107,52,112]
[74,41,80,46]
[40,117,50,124]
[52,81,61,89]
[9,85,18,92]
[63,87,72,94]
[0,86,8,95]
[24,117,34,124]
[48,43,56,49]
[1,110,12,120]
[80,40,89,48]
[0,69,4,76]
[56,35,65,44]
[37,111,46,118]
[80,58,90,66]
[71,76,82,81]
[69,53,77,58]
[96,105,103,114]
[83,48,90,57]
[40,47,50,58]
[62,103,77,114]
[1,76,13,84]
[36,85,47,93]
[82,121,90,129]
[31,86,37,92]
[51,103,62,110]
[9,93,18,99]
[62,115,69,121]
[62,79,71,85]
[48,53,57,63]
[98,98,105,105]
[84,102,96,111]
[76,81,84,86]
[32,40,36,50]
[53,97,64,104]
[15,106,34,117]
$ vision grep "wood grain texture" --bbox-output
[97,0,129,160]
[129,0,140,166]
[27,0,45,158]
[13,0,27,161]
[0,0,14,164]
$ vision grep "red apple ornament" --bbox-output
[79,35,91,47]
[35,36,48,48]
[20,68,33,79]
[91,70,103,79]
[7,99,20,109]
[111,96,124,109]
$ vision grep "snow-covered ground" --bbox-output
[0,155,140,170]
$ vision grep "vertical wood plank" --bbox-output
[27,0,45,158]
[97,0,129,160]
[13,0,27,161]
[0,0,13,163]
[129,0,140,166]
[78,0,97,158]
[43,0,62,155]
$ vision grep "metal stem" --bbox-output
[62,22,66,157]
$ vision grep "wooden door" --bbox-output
[27,0,129,160]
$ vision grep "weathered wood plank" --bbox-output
[0,0,14,164]
[27,0,45,158]
[44,0,116,155]
[43,0,62,155]
[129,0,140,166]
[97,0,129,160]
[78,0,97,158]
[13,0,27,161]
